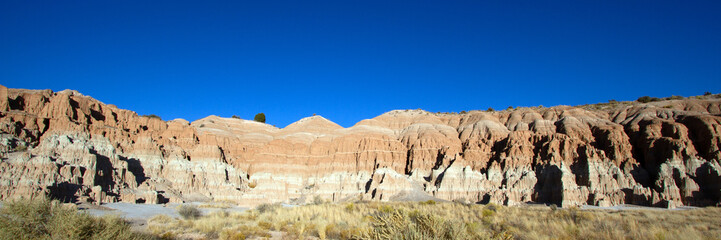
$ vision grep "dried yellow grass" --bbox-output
[147,202,721,240]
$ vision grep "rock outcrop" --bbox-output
[1,84,720,208]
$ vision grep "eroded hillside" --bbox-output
[1,84,720,208]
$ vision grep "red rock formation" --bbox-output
[1,84,720,208]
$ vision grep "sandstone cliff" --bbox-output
[1,84,720,208]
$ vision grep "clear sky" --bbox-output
[2,1,720,127]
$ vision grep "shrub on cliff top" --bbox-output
[254,113,266,123]
[142,114,162,120]
[637,96,660,103]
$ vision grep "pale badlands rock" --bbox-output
[1,84,720,208]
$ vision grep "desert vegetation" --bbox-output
[0,197,156,240]
[146,201,721,240]
[2,197,721,239]
[254,113,266,123]
[142,114,162,120]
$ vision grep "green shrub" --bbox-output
[142,114,162,120]
[667,95,684,100]
[254,113,266,123]
[177,204,201,220]
[487,107,495,112]
[0,197,156,240]
[704,92,712,96]
[231,115,241,119]
[637,96,660,103]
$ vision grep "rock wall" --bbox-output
[1,84,720,208]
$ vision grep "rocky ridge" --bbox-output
[1,84,720,208]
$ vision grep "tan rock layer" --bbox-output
[1,84,720,208]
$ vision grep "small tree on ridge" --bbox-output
[254,113,266,123]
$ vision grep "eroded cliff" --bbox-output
[1,84,720,208]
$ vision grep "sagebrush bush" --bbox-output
[177,204,202,220]
[254,203,280,214]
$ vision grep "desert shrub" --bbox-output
[704,92,712,96]
[452,198,472,207]
[231,115,241,119]
[12,145,27,152]
[667,95,684,100]
[255,203,280,214]
[360,208,474,240]
[485,203,499,212]
[0,197,156,240]
[421,200,437,205]
[345,203,356,213]
[177,204,202,220]
[377,204,394,213]
[312,195,324,205]
[257,220,272,230]
[487,107,495,112]
[142,114,162,120]
[637,96,660,103]
[254,113,265,123]
[219,228,245,240]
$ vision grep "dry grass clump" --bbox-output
[177,204,202,220]
[0,197,157,240]
[147,201,721,240]
[197,201,235,209]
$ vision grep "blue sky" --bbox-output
[2,1,720,127]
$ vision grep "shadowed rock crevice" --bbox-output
[533,164,563,206]
[120,156,147,185]
[8,96,24,111]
